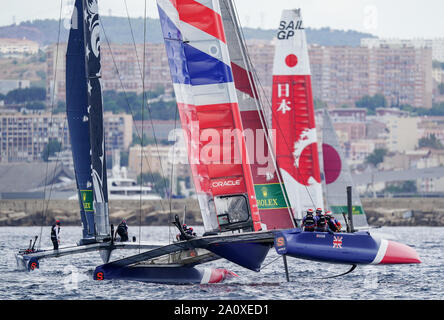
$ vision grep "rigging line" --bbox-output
[139,0,148,253]
[38,0,64,250]
[222,0,295,226]
[124,0,143,81]
[259,255,283,271]
[121,4,171,203]
[230,0,317,210]
[168,105,179,244]
[99,16,168,215]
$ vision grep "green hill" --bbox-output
[0,16,376,47]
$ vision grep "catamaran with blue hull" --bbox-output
[15,0,235,284]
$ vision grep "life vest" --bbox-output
[303,213,315,231]
[51,224,59,240]
[317,215,327,229]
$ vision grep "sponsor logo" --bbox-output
[276,236,285,247]
[254,184,288,210]
[212,179,241,188]
[330,205,364,215]
[80,189,94,212]
[277,20,304,40]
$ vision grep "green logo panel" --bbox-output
[80,189,94,212]
[330,205,364,215]
[254,183,288,210]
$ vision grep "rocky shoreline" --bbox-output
[1,198,444,227]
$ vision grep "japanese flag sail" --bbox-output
[272,9,323,219]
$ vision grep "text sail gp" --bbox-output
[277,10,304,40]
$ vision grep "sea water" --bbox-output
[0,226,442,300]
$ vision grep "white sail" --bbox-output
[321,110,368,228]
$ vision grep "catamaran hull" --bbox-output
[274,229,421,265]
[93,265,237,285]
[15,254,39,271]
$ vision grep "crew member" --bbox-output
[116,220,129,242]
[185,226,197,238]
[325,210,342,232]
[301,209,316,232]
[176,224,197,241]
[51,220,61,250]
[315,209,328,232]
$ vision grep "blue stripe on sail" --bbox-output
[158,4,233,86]
[183,43,233,86]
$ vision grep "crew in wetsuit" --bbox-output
[116,220,129,242]
[325,211,342,232]
[51,220,61,250]
[301,209,316,232]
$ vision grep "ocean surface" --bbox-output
[1,226,442,300]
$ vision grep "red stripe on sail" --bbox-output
[231,62,258,98]
[169,0,226,43]
[176,101,261,231]
[272,74,321,186]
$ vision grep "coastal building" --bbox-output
[361,38,444,63]
[103,112,133,151]
[128,142,189,176]
[0,111,132,162]
[0,38,39,55]
[46,43,172,102]
[384,117,420,153]
[46,41,433,110]
[309,45,433,109]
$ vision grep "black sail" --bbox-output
[82,0,109,239]
[66,0,96,241]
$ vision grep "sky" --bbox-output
[1,0,444,39]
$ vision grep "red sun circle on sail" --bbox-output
[285,54,298,67]
[322,143,342,184]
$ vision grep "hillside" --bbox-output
[0,16,376,47]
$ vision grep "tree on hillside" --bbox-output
[384,181,417,194]
[42,139,62,162]
[5,87,46,104]
[418,134,444,150]
[355,94,387,115]
[365,148,387,167]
